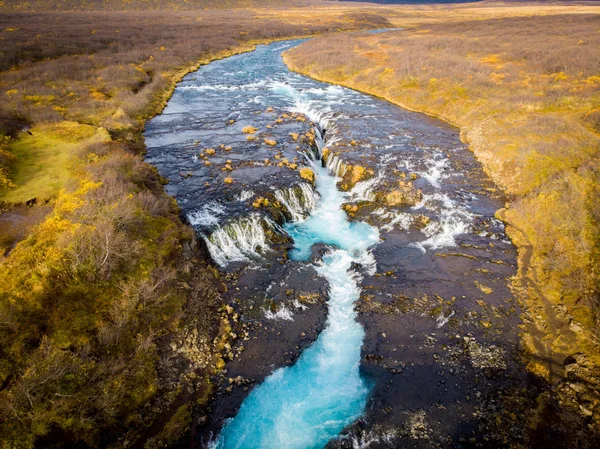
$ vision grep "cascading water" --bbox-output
[274,183,319,222]
[348,171,385,203]
[203,214,276,267]
[323,152,348,177]
[187,202,227,228]
[410,192,474,251]
[212,114,379,449]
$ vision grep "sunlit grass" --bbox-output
[1,122,109,203]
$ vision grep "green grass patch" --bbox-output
[0,122,109,203]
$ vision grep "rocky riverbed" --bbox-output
[145,38,544,449]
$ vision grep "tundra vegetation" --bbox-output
[1,0,599,446]
[0,4,391,448]
[284,8,600,434]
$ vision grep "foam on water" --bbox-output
[378,210,414,233]
[274,183,319,222]
[187,201,226,228]
[236,190,255,202]
[420,152,450,188]
[203,214,275,267]
[436,310,455,328]
[411,192,475,251]
[350,429,397,448]
[179,80,270,92]
[213,118,379,449]
[264,306,294,321]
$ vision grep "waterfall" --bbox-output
[289,99,340,160]
[313,126,340,159]
[288,99,332,130]
[203,214,276,267]
[274,183,319,222]
[323,152,348,177]
[348,171,384,203]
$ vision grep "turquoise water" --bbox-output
[286,164,379,262]
[213,158,379,449]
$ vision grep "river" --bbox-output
[145,38,532,449]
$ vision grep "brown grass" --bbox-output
[0,0,324,11]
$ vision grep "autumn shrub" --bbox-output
[0,141,199,447]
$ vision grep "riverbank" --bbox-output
[283,11,600,435]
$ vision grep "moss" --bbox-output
[378,181,422,207]
[144,404,191,449]
[299,167,314,182]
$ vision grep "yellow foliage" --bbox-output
[347,165,366,184]
[554,72,569,82]
[475,281,493,294]
[480,53,502,64]
[489,72,505,84]
[252,197,269,208]
[24,94,56,105]
[299,167,314,182]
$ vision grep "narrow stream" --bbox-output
[145,38,528,449]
